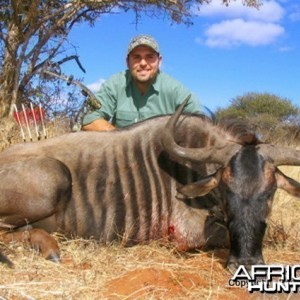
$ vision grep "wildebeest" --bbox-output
[0,99,300,272]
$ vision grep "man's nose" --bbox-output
[139,58,147,65]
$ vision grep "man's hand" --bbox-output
[81,119,115,131]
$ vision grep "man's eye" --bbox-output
[146,55,158,62]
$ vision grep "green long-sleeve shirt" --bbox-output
[82,70,200,128]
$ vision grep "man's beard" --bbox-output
[133,72,157,85]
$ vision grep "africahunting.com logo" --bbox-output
[228,265,300,293]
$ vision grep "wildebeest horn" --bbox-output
[161,96,241,166]
[257,144,300,167]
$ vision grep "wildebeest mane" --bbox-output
[119,112,212,130]
[125,111,260,146]
[217,117,261,146]
[117,112,260,147]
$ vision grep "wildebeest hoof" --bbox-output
[46,253,61,263]
[0,252,14,268]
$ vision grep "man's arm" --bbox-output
[81,118,116,131]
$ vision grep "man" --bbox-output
[82,34,200,131]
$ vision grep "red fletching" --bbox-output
[13,106,45,125]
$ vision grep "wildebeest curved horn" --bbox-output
[257,144,300,166]
[161,96,241,166]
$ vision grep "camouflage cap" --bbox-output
[127,34,160,55]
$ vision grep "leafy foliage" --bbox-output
[216,92,300,143]
[217,92,298,119]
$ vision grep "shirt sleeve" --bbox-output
[171,80,201,113]
[181,92,201,113]
[82,79,117,126]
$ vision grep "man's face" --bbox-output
[127,46,161,85]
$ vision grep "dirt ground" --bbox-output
[103,250,299,300]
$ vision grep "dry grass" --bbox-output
[1,236,299,299]
[0,117,71,152]
[0,121,300,299]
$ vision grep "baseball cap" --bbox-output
[127,34,160,55]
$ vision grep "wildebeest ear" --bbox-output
[275,168,300,198]
[177,171,221,198]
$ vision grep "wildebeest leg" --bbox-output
[0,156,72,262]
[0,228,60,262]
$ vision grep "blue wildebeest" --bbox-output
[0,99,300,272]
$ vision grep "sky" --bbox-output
[63,0,300,112]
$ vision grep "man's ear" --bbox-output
[158,55,162,68]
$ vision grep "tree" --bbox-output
[0,0,262,120]
[216,92,300,143]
